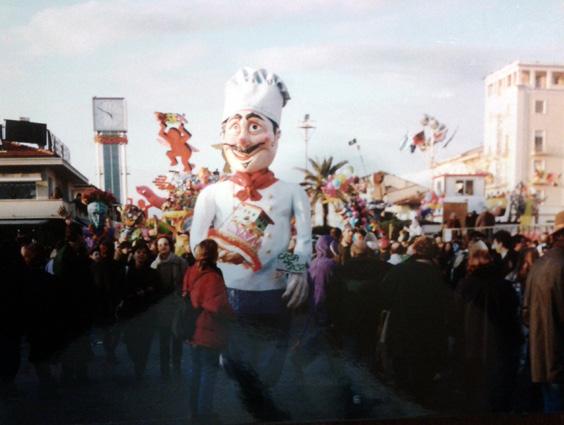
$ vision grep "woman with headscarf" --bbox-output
[151,235,187,378]
[292,236,340,372]
[310,235,339,326]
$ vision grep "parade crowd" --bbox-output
[0,210,563,421]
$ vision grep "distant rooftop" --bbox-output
[485,60,564,81]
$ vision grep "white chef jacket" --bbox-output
[190,179,312,292]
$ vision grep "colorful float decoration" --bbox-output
[155,112,198,173]
[400,114,458,153]
[82,189,117,249]
[117,200,146,242]
[209,203,274,272]
[532,169,561,187]
[419,191,444,221]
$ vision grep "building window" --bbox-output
[520,70,530,86]
[534,130,545,153]
[455,179,474,196]
[535,100,546,113]
[456,180,464,195]
[535,71,547,89]
[553,72,564,86]
[465,180,474,195]
[0,182,37,199]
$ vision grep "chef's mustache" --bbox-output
[223,142,265,155]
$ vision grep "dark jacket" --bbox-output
[381,257,449,364]
[523,246,564,383]
[21,262,63,363]
[183,264,234,349]
[120,263,161,320]
[456,264,523,364]
[475,211,496,228]
[328,256,391,336]
[54,244,94,338]
[494,249,518,278]
[91,258,126,326]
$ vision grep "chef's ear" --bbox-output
[274,129,281,145]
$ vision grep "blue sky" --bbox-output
[2,0,564,199]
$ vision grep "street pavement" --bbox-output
[1,316,430,424]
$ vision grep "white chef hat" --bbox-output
[222,67,290,126]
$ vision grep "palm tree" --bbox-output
[298,157,349,228]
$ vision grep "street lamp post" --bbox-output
[348,138,368,176]
[298,114,316,171]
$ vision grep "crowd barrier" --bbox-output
[422,223,555,241]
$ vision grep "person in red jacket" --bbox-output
[183,239,233,422]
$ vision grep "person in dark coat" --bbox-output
[20,242,61,391]
[120,241,160,380]
[475,209,496,230]
[330,239,391,364]
[327,238,392,417]
[381,236,449,402]
[54,223,95,384]
[183,239,233,421]
[91,239,126,363]
[523,211,564,412]
[492,230,518,278]
[0,238,25,397]
[456,248,523,413]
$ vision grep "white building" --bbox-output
[432,61,564,224]
[0,119,92,243]
[484,61,564,223]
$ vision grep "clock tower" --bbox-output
[92,97,128,204]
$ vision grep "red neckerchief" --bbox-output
[229,169,278,202]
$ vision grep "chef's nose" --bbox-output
[237,128,251,148]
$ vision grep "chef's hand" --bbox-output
[218,249,252,269]
[282,272,308,309]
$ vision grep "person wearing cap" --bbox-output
[190,67,311,420]
[523,211,564,412]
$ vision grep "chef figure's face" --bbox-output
[222,111,280,173]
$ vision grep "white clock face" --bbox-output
[93,98,127,132]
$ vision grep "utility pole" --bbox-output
[298,114,316,171]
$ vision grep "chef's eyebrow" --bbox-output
[245,113,264,121]
[228,114,242,121]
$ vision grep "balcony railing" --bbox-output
[0,199,88,221]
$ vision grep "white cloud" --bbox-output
[246,43,508,81]
[4,0,385,56]
[432,89,455,99]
